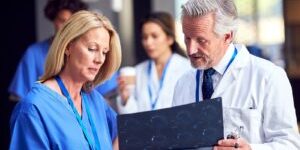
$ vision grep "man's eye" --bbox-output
[184,37,191,42]
[197,39,206,43]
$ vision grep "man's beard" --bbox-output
[189,53,212,70]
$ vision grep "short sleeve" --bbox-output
[10,102,49,150]
[8,47,39,99]
[8,40,49,99]
[105,103,118,141]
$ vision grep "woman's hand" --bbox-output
[113,137,119,150]
[117,76,135,105]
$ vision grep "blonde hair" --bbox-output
[40,10,122,91]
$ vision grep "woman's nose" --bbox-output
[94,52,105,64]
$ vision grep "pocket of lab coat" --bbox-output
[223,107,263,143]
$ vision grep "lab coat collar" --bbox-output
[212,44,250,97]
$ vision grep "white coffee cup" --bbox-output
[120,66,136,77]
[119,66,136,94]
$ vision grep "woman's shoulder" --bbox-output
[12,83,51,119]
[134,59,150,75]
[172,53,189,63]
[170,53,191,71]
[135,59,149,69]
[21,82,63,108]
[86,90,108,107]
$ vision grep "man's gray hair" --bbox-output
[182,0,238,38]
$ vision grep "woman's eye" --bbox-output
[88,48,96,51]
[152,34,158,39]
[103,50,109,55]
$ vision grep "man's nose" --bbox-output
[186,40,198,55]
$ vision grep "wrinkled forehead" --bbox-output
[182,14,215,33]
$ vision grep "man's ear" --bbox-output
[224,31,233,44]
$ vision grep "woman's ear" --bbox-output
[65,48,70,56]
[65,43,72,56]
[167,36,175,46]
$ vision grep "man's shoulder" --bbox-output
[26,39,50,53]
[246,54,287,81]
[250,55,283,73]
[236,44,283,75]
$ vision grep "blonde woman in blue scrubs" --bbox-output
[10,11,121,150]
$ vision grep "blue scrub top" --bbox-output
[10,82,118,150]
[95,72,118,95]
[8,39,50,99]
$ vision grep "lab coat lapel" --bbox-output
[213,45,250,97]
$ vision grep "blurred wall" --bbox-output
[284,0,300,121]
[152,0,175,16]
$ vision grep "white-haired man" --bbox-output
[173,0,300,149]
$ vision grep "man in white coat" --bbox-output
[172,0,300,149]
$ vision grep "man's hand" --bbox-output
[213,138,251,150]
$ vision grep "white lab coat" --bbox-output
[117,53,191,114]
[173,44,300,150]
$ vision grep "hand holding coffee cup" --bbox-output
[118,66,136,104]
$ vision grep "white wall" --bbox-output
[152,0,175,16]
[35,0,52,41]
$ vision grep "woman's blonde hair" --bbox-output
[40,10,122,91]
